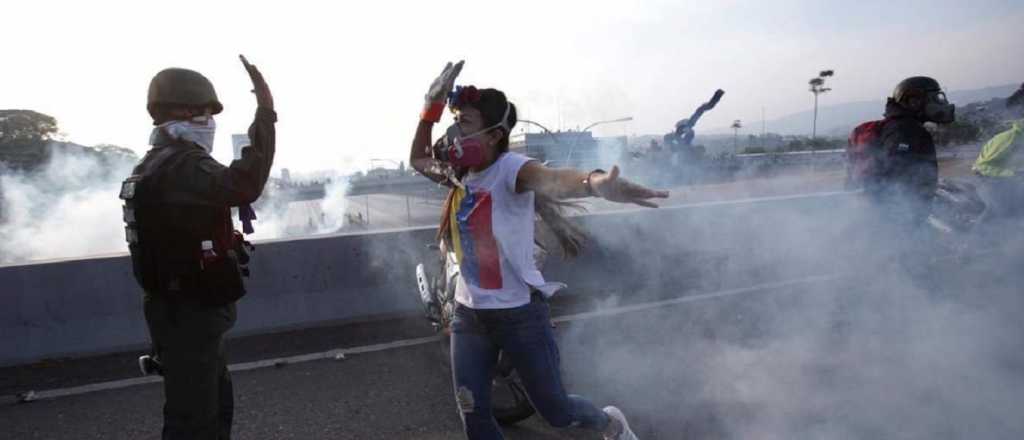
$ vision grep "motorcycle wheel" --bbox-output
[439,335,536,425]
[491,356,536,425]
[435,273,535,425]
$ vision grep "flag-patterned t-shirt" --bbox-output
[450,152,563,309]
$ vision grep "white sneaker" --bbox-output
[602,406,638,440]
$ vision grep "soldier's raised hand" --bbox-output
[240,54,273,110]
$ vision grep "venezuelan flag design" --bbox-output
[449,187,502,289]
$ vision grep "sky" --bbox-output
[2,0,1022,175]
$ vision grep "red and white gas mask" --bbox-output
[436,101,511,168]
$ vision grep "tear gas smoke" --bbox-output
[550,171,1024,438]
[0,148,352,264]
[244,177,351,241]
[0,147,134,264]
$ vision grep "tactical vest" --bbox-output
[120,145,247,305]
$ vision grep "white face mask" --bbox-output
[150,115,217,153]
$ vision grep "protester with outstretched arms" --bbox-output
[120,55,274,440]
[410,60,666,440]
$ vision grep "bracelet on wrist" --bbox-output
[583,169,606,197]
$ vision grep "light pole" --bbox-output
[566,116,633,167]
[519,118,563,145]
[731,119,743,154]
[809,69,834,141]
[519,118,565,165]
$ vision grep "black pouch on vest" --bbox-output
[196,250,247,306]
[120,175,160,292]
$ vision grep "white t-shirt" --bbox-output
[450,152,566,309]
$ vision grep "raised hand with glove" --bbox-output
[422,60,464,123]
[410,60,465,184]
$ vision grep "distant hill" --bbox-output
[709,83,1020,137]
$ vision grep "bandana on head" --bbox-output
[447,85,481,109]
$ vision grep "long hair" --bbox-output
[438,87,586,258]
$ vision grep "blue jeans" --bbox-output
[450,296,609,439]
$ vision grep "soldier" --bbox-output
[120,55,275,439]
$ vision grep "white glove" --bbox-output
[421,60,464,123]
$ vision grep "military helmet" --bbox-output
[891,76,942,105]
[891,76,955,123]
[147,68,223,117]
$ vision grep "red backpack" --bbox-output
[846,119,888,187]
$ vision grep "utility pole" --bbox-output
[406,195,412,226]
[731,119,743,154]
[761,106,766,150]
[809,69,834,141]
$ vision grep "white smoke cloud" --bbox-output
[0,149,353,264]
[316,178,351,233]
[554,170,1024,439]
[0,148,131,264]
[240,176,352,242]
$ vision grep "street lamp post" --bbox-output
[731,119,743,154]
[566,117,633,167]
[518,119,563,146]
[518,118,565,165]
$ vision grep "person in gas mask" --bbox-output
[409,60,668,440]
[850,76,955,230]
[120,55,274,440]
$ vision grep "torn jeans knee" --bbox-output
[456,385,477,414]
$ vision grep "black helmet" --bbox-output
[892,77,941,104]
[147,68,223,118]
[891,76,955,123]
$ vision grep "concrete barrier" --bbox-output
[0,191,862,366]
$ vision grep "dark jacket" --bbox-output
[870,101,938,209]
[125,108,276,302]
[144,107,277,207]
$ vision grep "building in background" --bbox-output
[510,131,626,169]
[231,134,250,161]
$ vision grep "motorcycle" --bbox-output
[415,242,537,425]
[925,172,1019,260]
[929,177,987,234]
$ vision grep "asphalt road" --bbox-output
[3,246,1022,439]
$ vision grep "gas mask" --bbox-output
[151,115,217,153]
[923,90,955,124]
[435,102,511,169]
